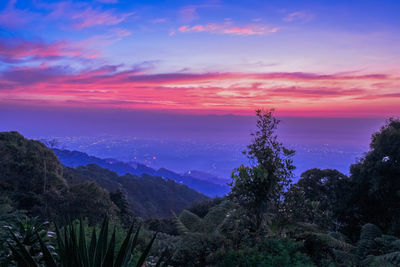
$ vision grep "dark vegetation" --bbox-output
[0,131,207,222]
[63,164,208,219]
[1,110,400,266]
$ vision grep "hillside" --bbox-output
[63,164,209,218]
[54,148,230,197]
[0,131,208,220]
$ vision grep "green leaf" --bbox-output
[54,223,66,263]
[8,229,39,267]
[69,222,80,265]
[130,224,141,255]
[7,242,30,266]
[88,227,97,266]
[136,232,157,267]
[94,216,109,267]
[36,232,57,267]
[102,227,116,267]
[79,219,89,267]
[114,223,135,267]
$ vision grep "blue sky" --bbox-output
[0,0,399,116]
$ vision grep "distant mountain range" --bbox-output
[53,149,230,197]
[0,131,209,220]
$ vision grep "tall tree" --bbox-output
[346,118,400,235]
[110,188,134,227]
[229,109,295,230]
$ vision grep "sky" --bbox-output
[0,0,399,117]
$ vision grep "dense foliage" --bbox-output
[345,118,400,236]
[1,114,400,266]
[6,217,166,266]
[63,164,208,219]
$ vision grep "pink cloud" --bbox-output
[0,38,97,62]
[0,0,36,28]
[179,6,199,22]
[40,1,134,29]
[1,63,398,117]
[76,28,132,49]
[251,72,388,81]
[284,11,314,22]
[0,67,394,88]
[268,87,366,98]
[178,22,279,36]
[72,8,134,29]
[352,93,400,100]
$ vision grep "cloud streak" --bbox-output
[71,8,134,29]
[179,6,199,22]
[0,0,37,28]
[284,11,314,22]
[0,63,398,116]
[10,1,135,30]
[177,21,279,36]
[0,38,97,63]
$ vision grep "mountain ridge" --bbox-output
[53,148,230,197]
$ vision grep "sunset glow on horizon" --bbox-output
[1,0,399,117]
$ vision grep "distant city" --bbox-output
[33,134,367,183]
[1,107,385,182]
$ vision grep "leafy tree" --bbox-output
[345,118,400,235]
[296,169,348,209]
[0,132,67,216]
[187,197,224,218]
[229,109,295,230]
[110,189,134,227]
[64,182,119,225]
[145,218,178,236]
[169,233,225,266]
[284,169,350,230]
